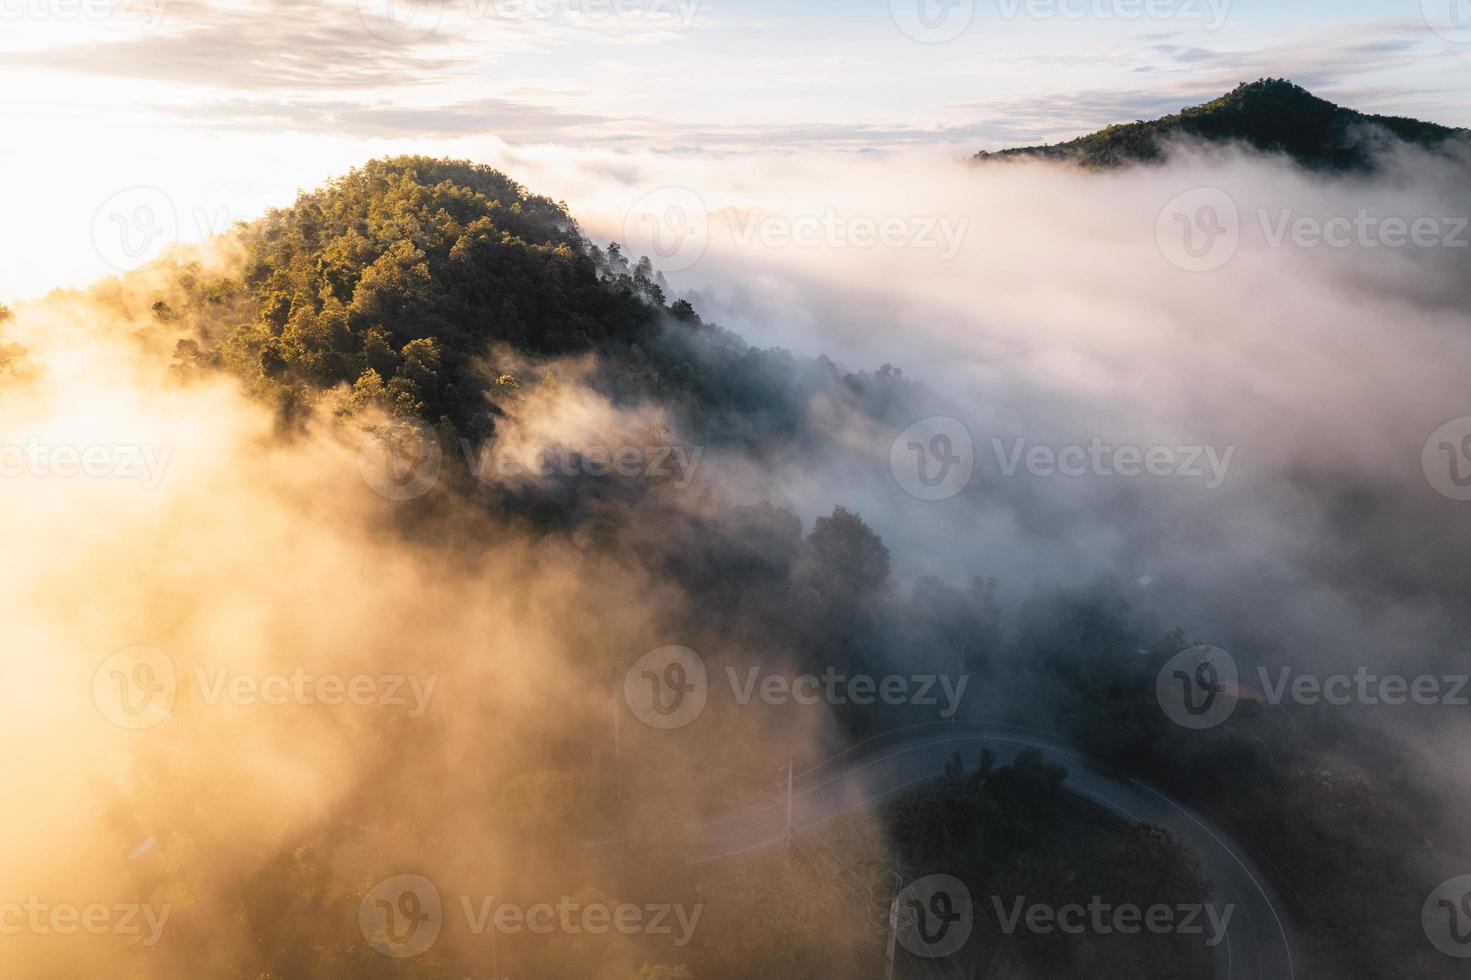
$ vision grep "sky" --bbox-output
[2,0,1469,296]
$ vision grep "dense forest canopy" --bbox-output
[172,157,674,434]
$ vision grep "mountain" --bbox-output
[76,152,1468,980]
[155,155,912,464]
[975,78,1470,172]
[163,156,706,436]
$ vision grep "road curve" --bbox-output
[690,721,1297,980]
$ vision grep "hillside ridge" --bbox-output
[975,78,1470,171]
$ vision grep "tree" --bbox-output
[807,507,890,595]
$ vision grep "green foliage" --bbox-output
[184,156,677,431]
[807,506,891,595]
[887,750,1214,978]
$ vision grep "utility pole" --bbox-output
[884,890,900,980]
[612,691,622,802]
[784,759,794,847]
[439,686,453,765]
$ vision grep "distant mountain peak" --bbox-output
[1220,77,1323,101]
[975,78,1469,172]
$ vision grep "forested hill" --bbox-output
[158,156,915,461]
[975,78,1470,172]
[87,152,1462,980]
[162,157,714,437]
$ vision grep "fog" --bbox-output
[0,282,873,976]
[495,138,1471,671]
[4,135,1470,974]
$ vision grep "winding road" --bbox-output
[687,721,1297,980]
